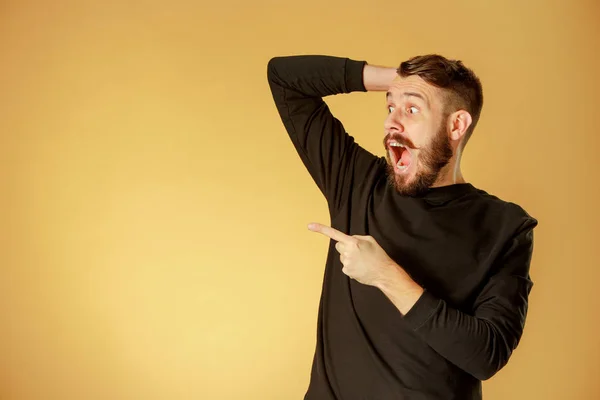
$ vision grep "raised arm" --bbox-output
[266,55,395,216]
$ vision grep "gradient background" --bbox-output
[1,0,599,399]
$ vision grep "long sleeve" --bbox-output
[402,218,538,381]
[266,55,378,217]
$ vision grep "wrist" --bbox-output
[374,263,425,316]
[363,64,398,91]
[377,263,424,298]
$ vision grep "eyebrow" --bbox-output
[386,91,429,107]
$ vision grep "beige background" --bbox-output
[1,0,599,399]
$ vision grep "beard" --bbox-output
[385,123,453,197]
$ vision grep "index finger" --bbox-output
[308,222,352,242]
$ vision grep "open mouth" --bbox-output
[388,141,413,173]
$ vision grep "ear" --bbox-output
[448,110,472,141]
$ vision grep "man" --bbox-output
[266,54,537,399]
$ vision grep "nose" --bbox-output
[384,109,404,134]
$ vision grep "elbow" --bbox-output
[468,323,519,381]
[468,352,510,381]
[471,364,503,381]
[266,56,284,84]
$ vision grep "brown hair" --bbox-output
[397,54,483,148]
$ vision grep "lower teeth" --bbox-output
[397,161,407,170]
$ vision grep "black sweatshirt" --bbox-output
[266,55,538,400]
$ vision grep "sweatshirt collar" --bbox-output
[417,183,476,205]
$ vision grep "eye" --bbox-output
[407,106,419,114]
[387,106,395,114]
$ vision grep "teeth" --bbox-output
[389,144,409,172]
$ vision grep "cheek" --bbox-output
[411,126,436,149]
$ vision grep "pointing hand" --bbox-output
[308,222,397,287]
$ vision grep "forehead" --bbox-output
[386,75,443,109]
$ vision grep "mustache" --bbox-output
[383,133,418,150]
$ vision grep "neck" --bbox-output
[432,157,466,187]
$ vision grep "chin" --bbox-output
[385,160,438,197]
[385,163,420,196]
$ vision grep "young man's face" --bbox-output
[383,74,454,196]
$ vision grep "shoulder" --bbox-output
[467,186,538,232]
